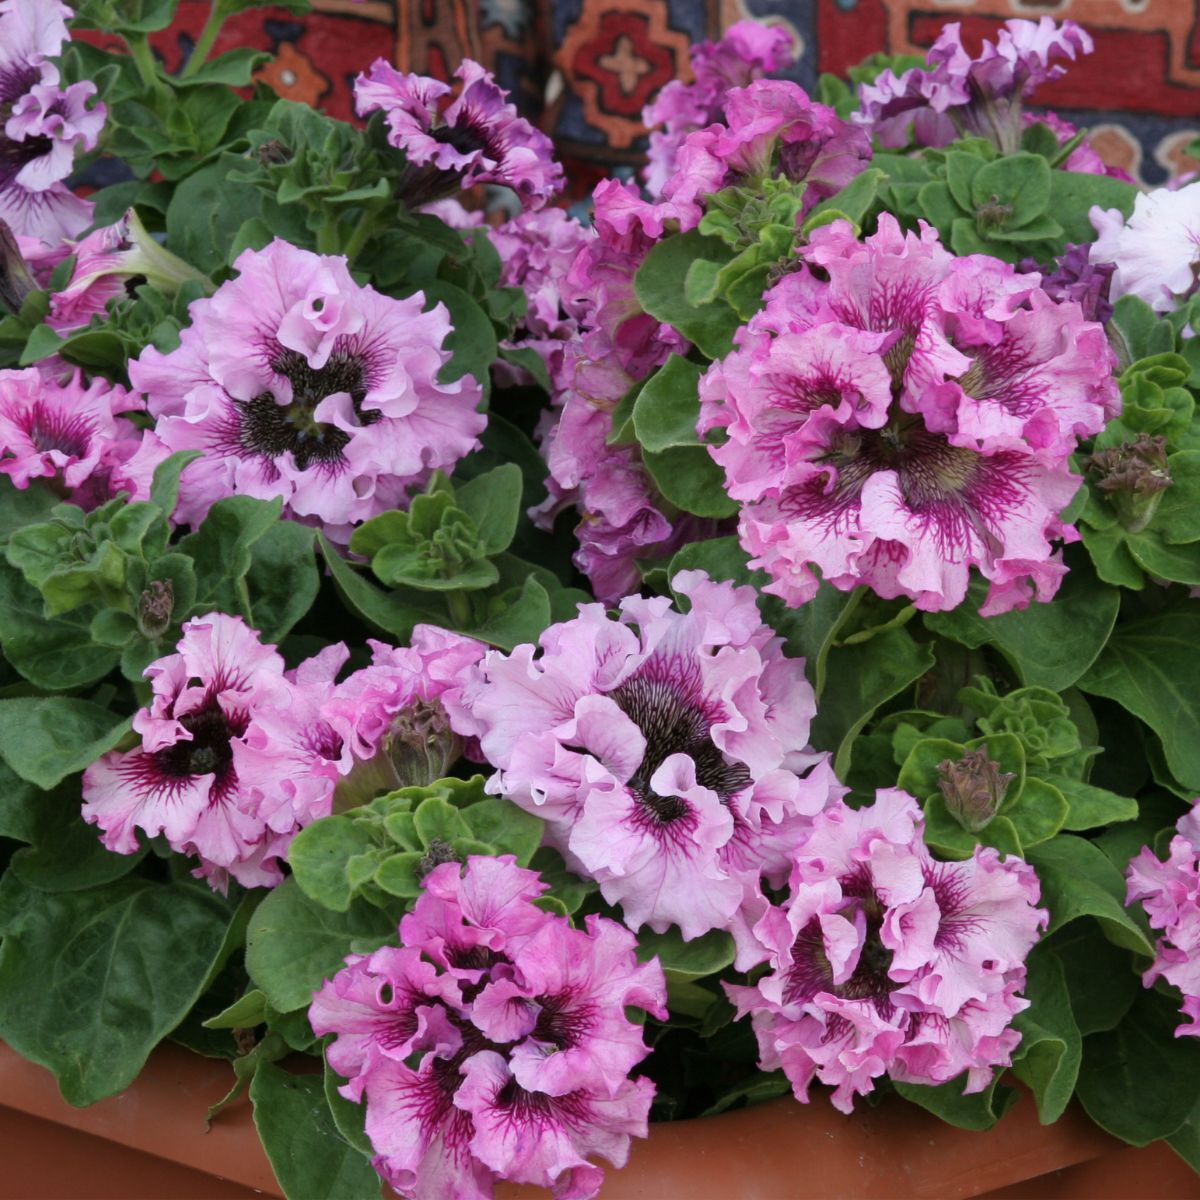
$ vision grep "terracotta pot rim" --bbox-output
[0,1040,1126,1200]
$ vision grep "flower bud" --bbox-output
[937,748,1015,833]
[386,699,462,790]
[257,139,292,166]
[0,220,35,315]
[137,579,174,640]
[1087,434,1172,533]
[416,837,461,881]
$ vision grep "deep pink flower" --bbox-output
[857,18,1093,153]
[0,366,144,492]
[453,571,837,960]
[130,239,484,535]
[1127,801,1200,1037]
[664,81,872,217]
[643,20,796,198]
[355,58,562,208]
[726,789,1046,1112]
[310,945,467,1098]
[317,856,665,1200]
[323,625,486,783]
[454,1052,654,1200]
[490,209,590,389]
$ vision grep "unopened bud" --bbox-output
[258,139,292,166]
[387,700,462,789]
[937,748,1015,833]
[137,579,174,639]
[1087,434,1172,533]
[0,220,35,314]
[416,837,460,882]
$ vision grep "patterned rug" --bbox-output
[145,1,1200,190]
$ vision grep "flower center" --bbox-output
[609,668,751,824]
[784,882,896,1016]
[238,343,374,470]
[153,696,246,796]
[22,402,94,458]
[531,992,591,1051]
[434,120,491,158]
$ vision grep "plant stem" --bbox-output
[446,590,471,629]
[316,215,342,256]
[180,0,227,80]
[341,212,380,265]
[125,33,169,104]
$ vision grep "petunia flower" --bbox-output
[316,855,665,1200]
[355,58,562,209]
[1090,181,1200,317]
[1126,800,1200,1037]
[726,789,1046,1112]
[129,239,484,536]
[452,570,838,961]
[0,0,101,240]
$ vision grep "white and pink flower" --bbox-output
[1126,801,1200,1037]
[129,239,484,536]
[452,570,840,961]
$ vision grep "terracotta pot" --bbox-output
[0,1040,1195,1200]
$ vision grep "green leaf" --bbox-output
[179,495,282,611]
[529,846,595,914]
[893,1072,1016,1131]
[460,797,544,866]
[633,354,705,452]
[465,575,552,651]
[421,281,495,390]
[0,762,39,843]
[245,879,395,1011]
[1005,777,1069,850]
[1077,990,1200,1146]
[0,698,130,790]
[244,520,319,642]
[1012,947,1081,1124]
[288,815,379,913]
[1047,171,1138,245]
[0,562,118,688]
[635,231,740,358]
[1167,1097,1200,1174]
[668,536,762,590]
[923,563,1119,692]
[1025,835,1155,956]
[324,1057,374,1157]
[800,168,884,236]
[250,1063,379,1200]
[149,450,203,515]
[635,926,735,980]
[9,780,147,892]
[165,155,263,276]
[1049,775,1137,832]
[1047,923,1139,1036]
[809,627,935,777]
[642,445,737,519]
[1078,610,1200,791]
[203,989,268,1030]
[455,464,524,556]
[318,532,431,642]
[0,876,232,1104]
